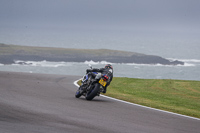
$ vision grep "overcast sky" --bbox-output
[0,0,200,58]
[1,0,199,30]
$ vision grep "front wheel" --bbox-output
[75,87,83,98]
[85,83,100,100]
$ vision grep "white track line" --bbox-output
[74,79,200,121]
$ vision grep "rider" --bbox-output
[86,64,113,93]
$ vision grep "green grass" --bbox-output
[79,77,200,118]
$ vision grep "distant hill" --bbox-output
[0,43,184,65]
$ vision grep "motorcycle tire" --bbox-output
[85,83,100,100]
[75,87,82,98]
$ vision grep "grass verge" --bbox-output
[78,77,200,118]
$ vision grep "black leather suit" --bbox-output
[86,67,113,93]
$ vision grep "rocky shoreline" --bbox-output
[0,44,184,65]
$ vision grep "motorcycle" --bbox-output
[75,65,108,100]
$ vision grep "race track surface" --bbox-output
[0,71,199,133]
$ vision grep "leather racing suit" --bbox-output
[86,67,113,93]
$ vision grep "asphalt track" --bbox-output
[0,71,199,133]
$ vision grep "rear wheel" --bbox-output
[85,83,100,100]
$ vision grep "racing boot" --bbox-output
[102,87,107,93]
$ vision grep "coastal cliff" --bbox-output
[0,43,184,65]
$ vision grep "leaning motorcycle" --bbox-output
[75,66,108,100]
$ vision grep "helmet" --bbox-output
[105,64,113,69]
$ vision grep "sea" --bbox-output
[0,27,200,81]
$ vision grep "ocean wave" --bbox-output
[84,60,113,65]
[180,59,200,63]
[167,58,200,63]
[14,60,71,67]
[182,63,195,66]
[84,60,194,67]
[13,60,195,68]
[84,60,173,66]
[125,63,194,67]
[167,58,200,67]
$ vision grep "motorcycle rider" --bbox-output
[86,64,113,93]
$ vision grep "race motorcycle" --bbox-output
[75,65,109,100]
